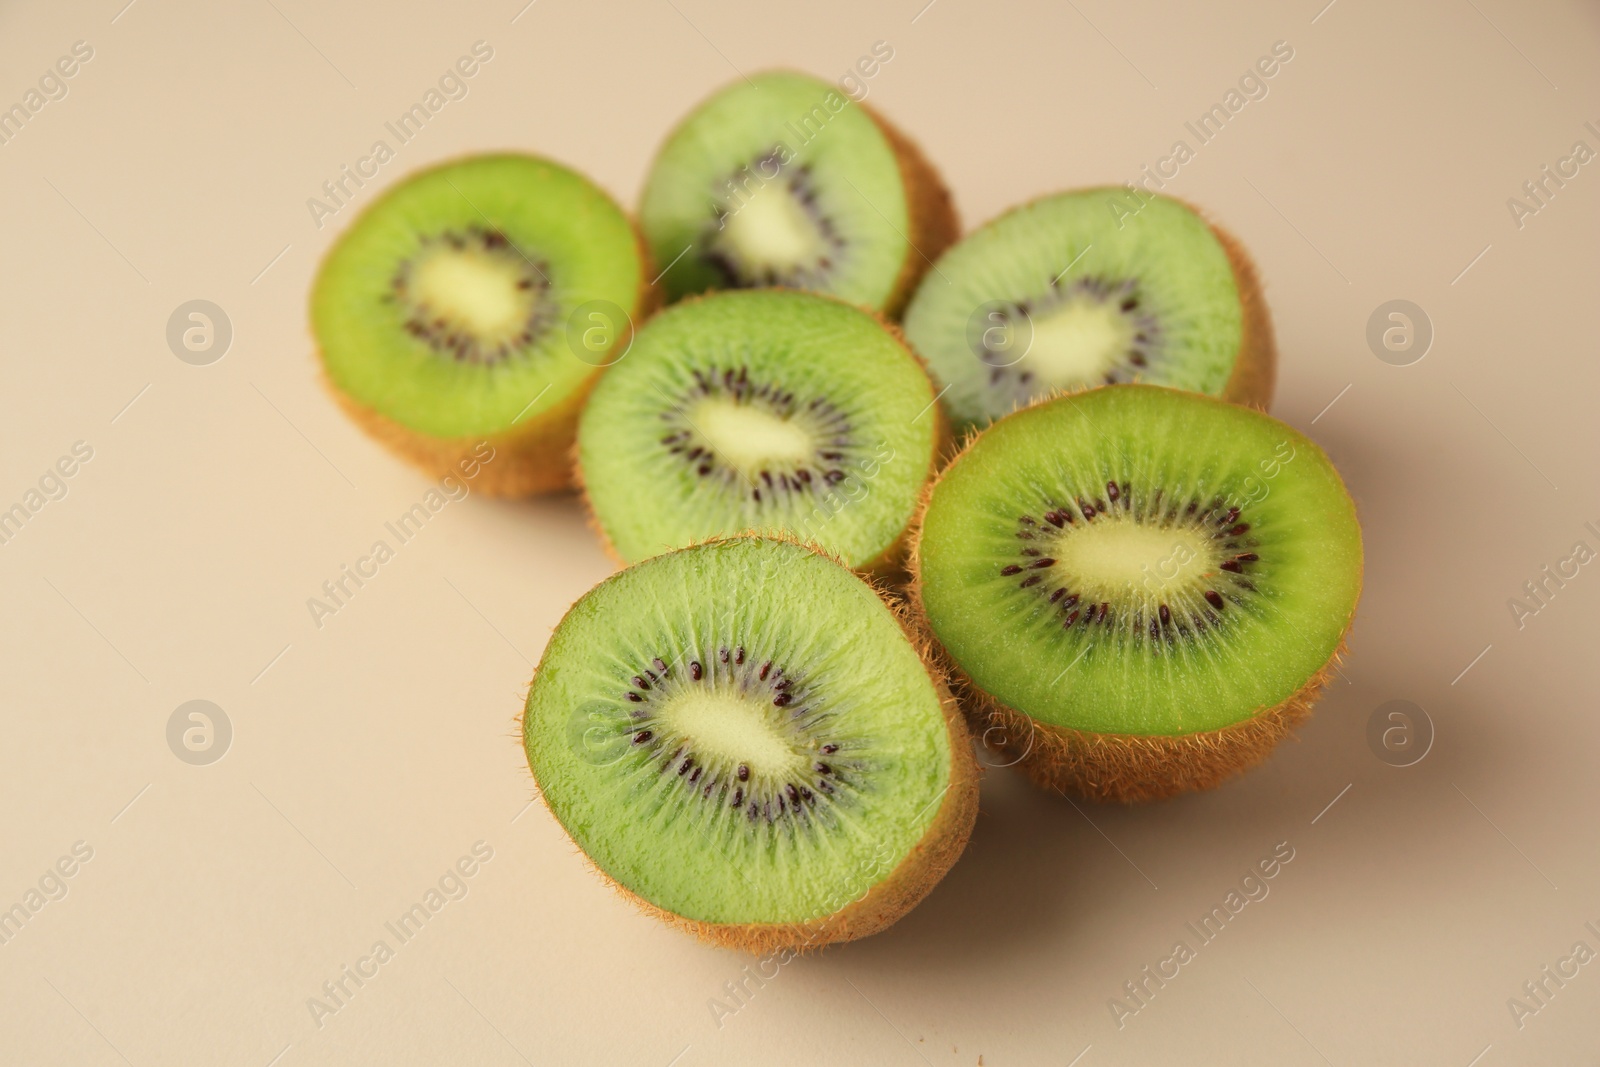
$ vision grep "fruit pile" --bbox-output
[311,71,1363,953]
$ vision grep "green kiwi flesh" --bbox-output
[639,70,955,315]
[312,153,648,492]
[903,189,1274,434]
[914,386,1361,798]
[522,537,978,952]
[577,290,941,573]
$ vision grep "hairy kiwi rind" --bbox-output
[326,370,579,496]
[314,163,662,497]
[1210,219,1277,410]
[522,533,981,953]
[935,638,1345,804]
[573,290,952,579]
[858,333,951,581]
[860,102,960,319]
[906,391,1358,804]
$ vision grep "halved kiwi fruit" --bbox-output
[312,153,655,495]
[912,385,1361,803]
[522,536,978,953]
[639,70,957,317]
[576,289,943,575]
[902,189,1275,434]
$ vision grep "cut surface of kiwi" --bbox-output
[639,70,956,316]
[312,153,651,495]
[577,290,942,574]
[902,189,1275,434]
[914,385,1360,802]
[522,537,978,952]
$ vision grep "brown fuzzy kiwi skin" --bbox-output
[520,534,981,954]
[573,290,951,582]
[328,372,590,497]
[860,101,960,320]
[1209,219,1277,411]
[313,165,661,498]
[933,640,1347,804]
[858,306,955,579]
[905,386,1361,804]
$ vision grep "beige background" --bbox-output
[2,0,1597,1063]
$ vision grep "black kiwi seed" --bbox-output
[654,365,858,505]
[999,483,1262,645]
[966,278,1164,405]
[702,152,847,290]
[601,643,869,829]
[391,227,555,365]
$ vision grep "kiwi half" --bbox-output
[522,537,978,953]
[576,289,943,575]
[312,154,655,495]
[912,386,1361,802]
[902,189,1275,434]
[639,70,957,317]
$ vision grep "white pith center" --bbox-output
[718,188,822,270]
[657,688,803,778]
[689,397,815,474]
[1050,516,1222,609]
[409,247,531,341]
[1022,299,1134,385]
